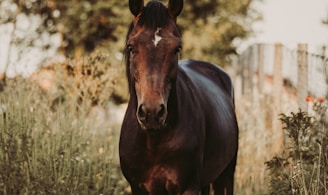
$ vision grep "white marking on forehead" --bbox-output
[153,28,162,47]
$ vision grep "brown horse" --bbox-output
[119,0,238,194]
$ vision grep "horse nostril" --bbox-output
[137,104,147,121]
[157,104,166,119]
[137,103,167,129]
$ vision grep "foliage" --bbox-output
[265,100,328,195]
[0,0,130,58]
[51,0,130,56]
[0,76,129,194]
[0,0,60,77]
[0,0,258,65]
[39,52,128,107]
[180,0,260,66]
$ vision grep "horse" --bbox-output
[119,0,238,194]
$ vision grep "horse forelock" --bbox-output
[137,1,171,29]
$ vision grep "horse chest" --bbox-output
[141,164,180,193]
[121,140,198,193]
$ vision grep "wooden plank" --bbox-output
[297,44,308,111]
[258,43,264,93]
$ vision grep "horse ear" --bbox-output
[168,0,183,18]
[129,0,144,16]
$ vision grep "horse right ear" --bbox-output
[129,0,144,16]
[168,0,183,18]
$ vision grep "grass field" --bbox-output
[0,59,326,194]
[0,75,130,194]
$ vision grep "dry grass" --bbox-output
[0,53,130,194]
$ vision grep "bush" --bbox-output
[29,52,128,110]
[265,98,328,195]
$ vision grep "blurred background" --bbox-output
[0,0,327,194]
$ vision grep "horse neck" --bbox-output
[166,82,179,128]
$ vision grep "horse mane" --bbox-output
[124,23,134,91]
[124,1,172,91]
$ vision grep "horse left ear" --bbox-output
[168,0,183,18]
[129,0,144,16]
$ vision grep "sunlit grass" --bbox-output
[0,77,129,194]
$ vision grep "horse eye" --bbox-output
[175,46,182,55]
[127,44,134,53]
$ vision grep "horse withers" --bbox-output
[119,0,238,194]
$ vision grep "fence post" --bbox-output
[241,53,246,96]
[272,43,283,118]
[248,45,255,99]
[297,44,308,111]
[271,43,284,153]
[258,43,265,93]
[241,47,253,97]
[231,56,241,98]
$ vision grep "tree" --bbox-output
[51,0,130,58]
[31,0,258,63]
[1,0,130,58]
[1,0,259,73]
[0,0,59,77]
[178,0,261,66]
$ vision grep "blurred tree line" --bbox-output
[1,0,260,66]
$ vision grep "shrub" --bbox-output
[30,52,128,111]
[265,98,328,195]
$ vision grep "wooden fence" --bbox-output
[231,43,327,111]
[231,43,328,192]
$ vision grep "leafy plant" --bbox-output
[265,99,328,195]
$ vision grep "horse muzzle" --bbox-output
[136,101,167,131]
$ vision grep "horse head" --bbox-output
[125,0,183,131]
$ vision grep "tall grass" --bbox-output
[0,75,129,193]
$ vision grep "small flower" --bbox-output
[317,97,325,103]
[305,96,312,102]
